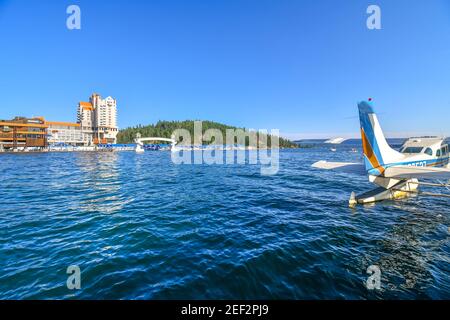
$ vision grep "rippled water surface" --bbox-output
[0,148,449,299]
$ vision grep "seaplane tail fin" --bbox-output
[358,101,404,174]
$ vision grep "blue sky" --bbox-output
[1,0,450,139]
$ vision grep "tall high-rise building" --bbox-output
[77,93,119,144]
[77,101,94,145]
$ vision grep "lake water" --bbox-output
[0,147,449,299]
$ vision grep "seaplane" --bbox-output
[312,99,450,206]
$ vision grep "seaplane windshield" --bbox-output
[401,147,423,154]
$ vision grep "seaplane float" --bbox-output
[312,100,450,206]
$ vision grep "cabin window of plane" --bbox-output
[402,147,424,154]
[436,149,441,157]
[425,148,433,156]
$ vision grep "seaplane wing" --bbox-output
[384,165,450,180]
[312,161,366,175]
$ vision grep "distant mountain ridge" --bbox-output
[294,138,407,146]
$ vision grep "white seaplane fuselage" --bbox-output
[368,137,449,187]
[395,137,449,168]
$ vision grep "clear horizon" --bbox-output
[1,0,450,140]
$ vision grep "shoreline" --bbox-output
[0,145,300,154]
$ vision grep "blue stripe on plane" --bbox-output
[383,157,450,169]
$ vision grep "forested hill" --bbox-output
[117,120,298,148]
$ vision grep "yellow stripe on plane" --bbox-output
[361,128,385,175]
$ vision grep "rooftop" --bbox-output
[46,121,80,127]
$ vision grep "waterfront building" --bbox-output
[0,93,118,150]
[78,93,118,144]
[77,101,95,146]
[77,101,94,128]
[46,121,88,146]
[0,117,48,150]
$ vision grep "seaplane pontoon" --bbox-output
[312,100,450,206]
